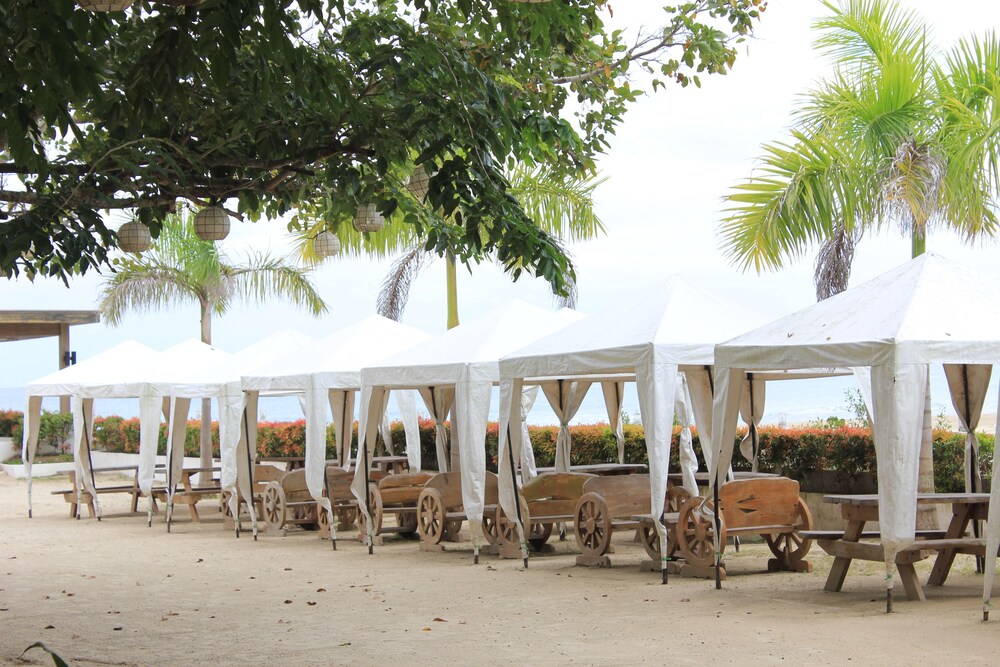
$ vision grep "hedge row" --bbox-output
[6,411,993,494]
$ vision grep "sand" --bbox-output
[2,473,1000,666]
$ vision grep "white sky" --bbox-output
[2,0,999,400]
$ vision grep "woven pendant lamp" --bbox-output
[313,231,342,259]
[118,220,151,254]
[353,204,385,233]
[194,205,230,241]
[77,0,134,11]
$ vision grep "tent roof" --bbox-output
[716,254,1000,370]
[362,301,585,388]
[186,329,317,387]
[500,275,765,380]
[241,315,431,392]
[25,340,158,398]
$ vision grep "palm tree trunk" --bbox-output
[911,226,936,528]
[199,300,213,483]
[446,253,459,330]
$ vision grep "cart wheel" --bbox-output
[220,490,234,518]
[262,482,286,530]
[574,492,613,557]
[335,506,357,530]
[528,522,553,550]
[293,504,319,531]
[481,512,499,547]
[676,495,725,568]
[417,488,446,544]
[358,483,384,537]
[495,501,524,548]
[765,498,814,568]
[397,511,419,539]
[317,504,330,534]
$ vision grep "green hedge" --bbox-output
[2,412,988,493]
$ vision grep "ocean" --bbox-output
[2,367,978,427]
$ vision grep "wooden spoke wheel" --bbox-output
[495,501,524,548]
[293,504,319,531]
[765,498,814,567]
[357,483,384,537]
[666,485,690,513]
[443,519,463,542]
[640,523,662,560]
[574,492,613,557]
[317,505,331,534]
[335,507,357,530]
[262,482,287,530]
[397,511,419,539]
[481,512,499,547]
[528,522,553,550]
[676,496,725,568]
[417,488,446,544]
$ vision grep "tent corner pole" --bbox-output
[505,425,528,569]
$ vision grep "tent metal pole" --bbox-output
[961,365,984,573]
[706,365,722,590]
[83,406,99,522]
[505,425,528,569]
[243,408,256,540]
[363,423,374,555]
[324,465,336,551]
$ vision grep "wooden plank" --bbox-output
[0,310,100,325]
[718,478,800,529]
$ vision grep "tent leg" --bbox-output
[474,546,480,565]
[332,538,337,551]
[886,587,893,614]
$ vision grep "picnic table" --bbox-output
[536,463,647,476]
[52,465,163,518]
[806,493,989,603]
[154,466,223,526]
[260,455,409,475]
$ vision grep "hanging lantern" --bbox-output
[194,205,230,241]
[77,0,134,11]
[313,231,342,259]
[353,204,385,233]
[118,220,151,254]
[406,166,431,202]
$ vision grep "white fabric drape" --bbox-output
[738,374,765,472]
[72,397,98,516]
[675,374,698,497]
[304,386,330,514]
[380,390,394,455]
[870,363,927,592]
[417,386,455,472]
[166,396,191,524]
[686,366,715,474]
[943,364,991,493]
[352,385,386,546]
[497,377,527,552]
[455,376,492,551]
[395,390,421,471]
[982,377,1000,616]
[601,381,626,464]
[328,389,355,470]
[518,386,540,480]
[542,379,592,472]
[636,360,678,573]
[23,394,42,517]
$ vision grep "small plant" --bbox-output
[21,641,71,667]
[843,388,871,428]
[0,409,23,438]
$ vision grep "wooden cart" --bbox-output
[359,471,437,543]
[495,472,597,559]
[415,471,501,551]
[674,477,814,578]
[572,473,654,567]
[221,463,286,530]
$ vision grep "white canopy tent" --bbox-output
[22,340,158,518]
[353,301,584,559]
[241,315,430,545]
[707,254,1000,609]
[161,331,316,535]
[496,276,764,574]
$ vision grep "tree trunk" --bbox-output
[446,253,459,330]
[199,300,213,484]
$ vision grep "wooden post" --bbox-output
[58,323,70,414]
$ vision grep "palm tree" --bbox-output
[99,211,328,470]
[719,0,1000,499]
[721,0,999,298]
[296,163,605,329]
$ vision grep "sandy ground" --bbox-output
[3,474,1000,666]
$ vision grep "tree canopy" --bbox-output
[1,0,764,293]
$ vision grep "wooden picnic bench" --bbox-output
[811,493,990,604]
[51,466,160,518]
[153,467,222,525]
[415,471,500,553]
[573,473,653,567]
[317,466,366,538]
[495,472,596,559]
[672,477,814,579]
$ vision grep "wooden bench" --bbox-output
[416,471,500,553]
[573,474,654,567]
[51,467,157,518]
[674,477,813,579]
[799,529,948,541]
[317,466,367,538]
[495,472,596,559]
[154,467,223,525]
[360,471,437,543]
[260,468,321,536]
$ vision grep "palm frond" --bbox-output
[507,164,607,241]
[814,226,860,300]
[814,0,929,71]
[225,253,328,316]
[377,244,433,322]
[98,263,202,326]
